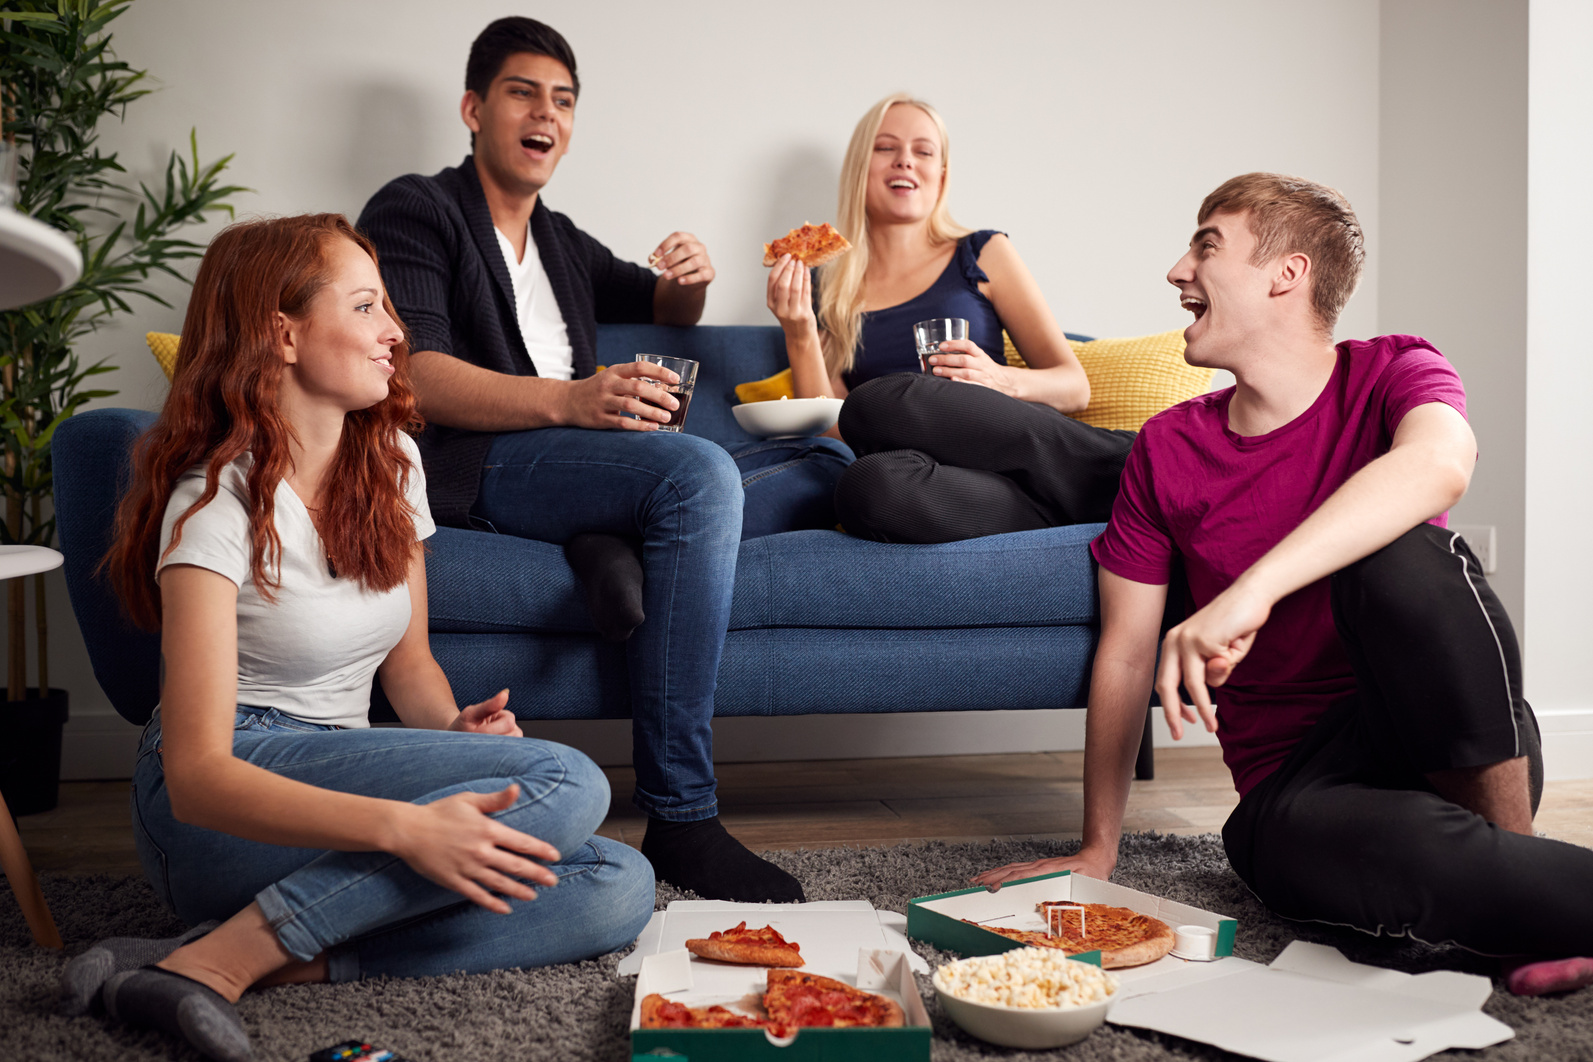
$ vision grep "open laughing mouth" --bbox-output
[522,133,554,155]
[1180,295,1207,321]
[888,178,917,192]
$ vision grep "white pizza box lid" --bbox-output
[908,870,1237,987]
[1108,940,1512,1062]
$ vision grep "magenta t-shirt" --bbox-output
[1090,335,1469,797]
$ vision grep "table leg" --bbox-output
[0,790,63,949]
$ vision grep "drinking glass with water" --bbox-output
[913,318,969,373]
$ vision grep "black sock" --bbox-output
[564,533,645,642]
[641,816,805,903]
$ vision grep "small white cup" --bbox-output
[1171,925,1217,961]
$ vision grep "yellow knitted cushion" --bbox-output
[146,331,180,381]
[1004,329,1212,432]
[734,367,795,404]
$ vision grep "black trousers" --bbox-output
[1223,524,1593,957]
[833,373,1137,543]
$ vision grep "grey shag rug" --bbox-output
[3,833,1591,1061]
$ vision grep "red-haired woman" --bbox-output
[70,215,653,1062]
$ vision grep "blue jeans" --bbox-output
[471,427,850,820]
[732,436,854,540]
[130,707,655,981]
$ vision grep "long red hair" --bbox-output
[104,214,422,630]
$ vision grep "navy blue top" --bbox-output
[842,229,1006,392]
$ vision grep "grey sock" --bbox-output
[103,966,251,1062]
[60,921,219,1016]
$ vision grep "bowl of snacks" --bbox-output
[932,946,1120,1049]
[731,396,844,439]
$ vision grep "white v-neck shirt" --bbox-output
[495,222,575,381]
[155,432,436,729]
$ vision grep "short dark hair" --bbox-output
[465,17,580,100]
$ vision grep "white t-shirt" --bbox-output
[495,222,575,381]
[155,432,437,729]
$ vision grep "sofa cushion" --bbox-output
[424,523,1102,636]
[1004,329,1214,432]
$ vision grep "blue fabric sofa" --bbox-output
[54,324,1154,775]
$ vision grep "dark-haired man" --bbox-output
[358,17,803,903]
[977,173,1593,994]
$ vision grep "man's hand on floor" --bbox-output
[970,846,1117,891]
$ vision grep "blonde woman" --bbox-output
[767,95,1135,542]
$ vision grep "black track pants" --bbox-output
[1223,524,1593,957]
[833,372,1136,543]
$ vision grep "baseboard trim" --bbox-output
[1534,707,1593,780]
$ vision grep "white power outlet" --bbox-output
[1452,524,1497,574]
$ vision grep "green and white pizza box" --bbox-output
[624,900,931,1061]
[910,872,1511,1061]
[908,869,1237,986]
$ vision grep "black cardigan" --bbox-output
[357,156,656,527]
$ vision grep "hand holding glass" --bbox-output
[634,354,698,431]
[914,318,969,373]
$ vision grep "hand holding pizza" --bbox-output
[766,254,817,338]
[650,231,715,287]
[925,339,1018,395]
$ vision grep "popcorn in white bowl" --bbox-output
[933,947,1120,1048]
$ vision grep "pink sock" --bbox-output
[1505,956,1593,996]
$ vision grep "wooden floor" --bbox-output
[16,746,1593,876]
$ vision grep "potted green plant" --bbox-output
[1,0,245,814]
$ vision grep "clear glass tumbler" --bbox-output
[634,353,699,432]
[913,318,969,373]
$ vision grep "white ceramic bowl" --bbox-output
[731,397,844,439]
[934,984,1113,1050]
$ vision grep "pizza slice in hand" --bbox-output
[763,222,852,267]
[685,921,805,967]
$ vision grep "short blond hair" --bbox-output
[1199,173,1364,333]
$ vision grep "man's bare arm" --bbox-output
[972,570,1168,886]
[408,349,677,432]
[1157,400,1476,730]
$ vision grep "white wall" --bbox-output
[1526,0,1593,776]
[19,0,1397,772]
[1379,0,1528,624]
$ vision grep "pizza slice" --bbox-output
[684,920,805,967]
[639,993,769,1030]
[961,902,1176,969]
[763,969,904,1029]
[762,222,852,268]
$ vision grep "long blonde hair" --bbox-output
[817,94,970,377]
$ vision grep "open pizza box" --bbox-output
[909,872,1512,1061]
[623,900,932,1061]
[907,870,1236,986]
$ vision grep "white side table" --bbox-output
[0,209,82,310]
[0,545,65,949]
[1,209,79,949]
